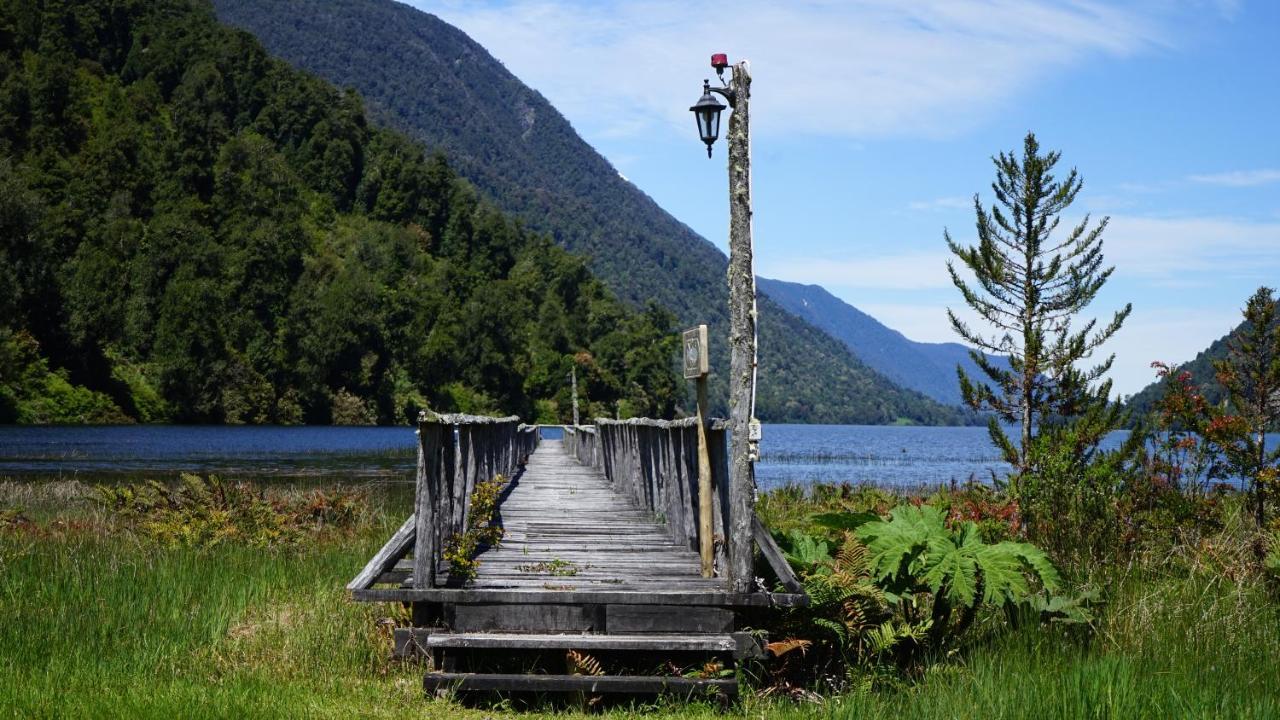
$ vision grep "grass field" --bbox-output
[1,478,1277,718]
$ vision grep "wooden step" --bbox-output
[353,587,807,607]
[423,672,737,699]
[425,632,736,653]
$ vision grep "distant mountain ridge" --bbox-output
[758,279,1006,407]
[1123,314,1266,421]
[213,0,971,426]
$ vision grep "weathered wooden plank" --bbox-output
[425,633,737,653]
[413,424,442,590]
[753,514,804,594]
[354,587,808,607]
[374,569,411,585]
[346,514,415,590]
[606,605,733,634]
[465,573,732,586]
[422,672,737,697]
[731,632,765,660]
[451,603,595,633]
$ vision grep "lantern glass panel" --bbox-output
[696,107,721,143]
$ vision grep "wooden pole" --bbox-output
[725,60,756,593]
[571,365,579,427]
[695,373,713,577]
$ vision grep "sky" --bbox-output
[408,0,1280,398]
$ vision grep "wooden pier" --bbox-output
[349,414,804,702]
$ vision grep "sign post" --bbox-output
[683,324,714,578]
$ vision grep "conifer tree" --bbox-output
[946,132,1131,493]
[1211,287,1280,528]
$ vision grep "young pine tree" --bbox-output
[946,132,1131,497]
[1211,287,1280,528]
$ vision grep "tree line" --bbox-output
[0,0,680,425]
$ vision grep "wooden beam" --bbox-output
[753,514,804,594]
[422,672,737,698]
[606,605,732,634]
[695,373,713,577]
[351,587,808,608]
[413,423,444,589]
[424,632,737,654]
[346,514,415,590]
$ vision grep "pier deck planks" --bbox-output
[463,439,721,592]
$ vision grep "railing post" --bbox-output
[413,420,442,589]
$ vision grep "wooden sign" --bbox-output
[683,325,709,379]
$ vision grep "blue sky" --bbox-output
[411,0,1279,398]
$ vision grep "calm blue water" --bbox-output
[0,423,1035,488]
[0,425,417,479]
[756,424,1133,490]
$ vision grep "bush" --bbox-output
[769,504,1085,693]
[443,474,506,583]
[94,474,367,548]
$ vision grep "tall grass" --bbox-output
[0,483,728,718]
[787,572,1279,719]
[2,480,1277,717]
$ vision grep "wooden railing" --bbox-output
[565,418,734,579]
[563,424,598,466]
[412,412,539,589]
[561,417,803,595]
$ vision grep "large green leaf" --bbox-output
[782,530,831,574]
[854,505,947,587]
[921,520,981,607]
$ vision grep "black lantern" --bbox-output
[689,79,726,158]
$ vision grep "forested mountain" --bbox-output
[213,0,970,426]
[0,0,682,424]
[758,278,1006,407]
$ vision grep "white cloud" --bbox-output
[762,214,1280,296]
[1187,169,1280,187]
[414,0,1170,141]
[760,212,1280,396]
[1104,215,1280,281]
[908,196,971,211]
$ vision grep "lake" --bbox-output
[0,423,1083,489]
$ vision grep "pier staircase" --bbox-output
[348,415,804,703]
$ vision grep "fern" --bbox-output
[781,503,1072,685]
[765,638,812,658]
[565,649,603,676]
[864,619,932,657]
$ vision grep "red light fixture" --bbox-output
[711,53,729,78]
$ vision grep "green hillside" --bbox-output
[1124,302,1278,422]
[0,0,681,424]
[212,0,970,426]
